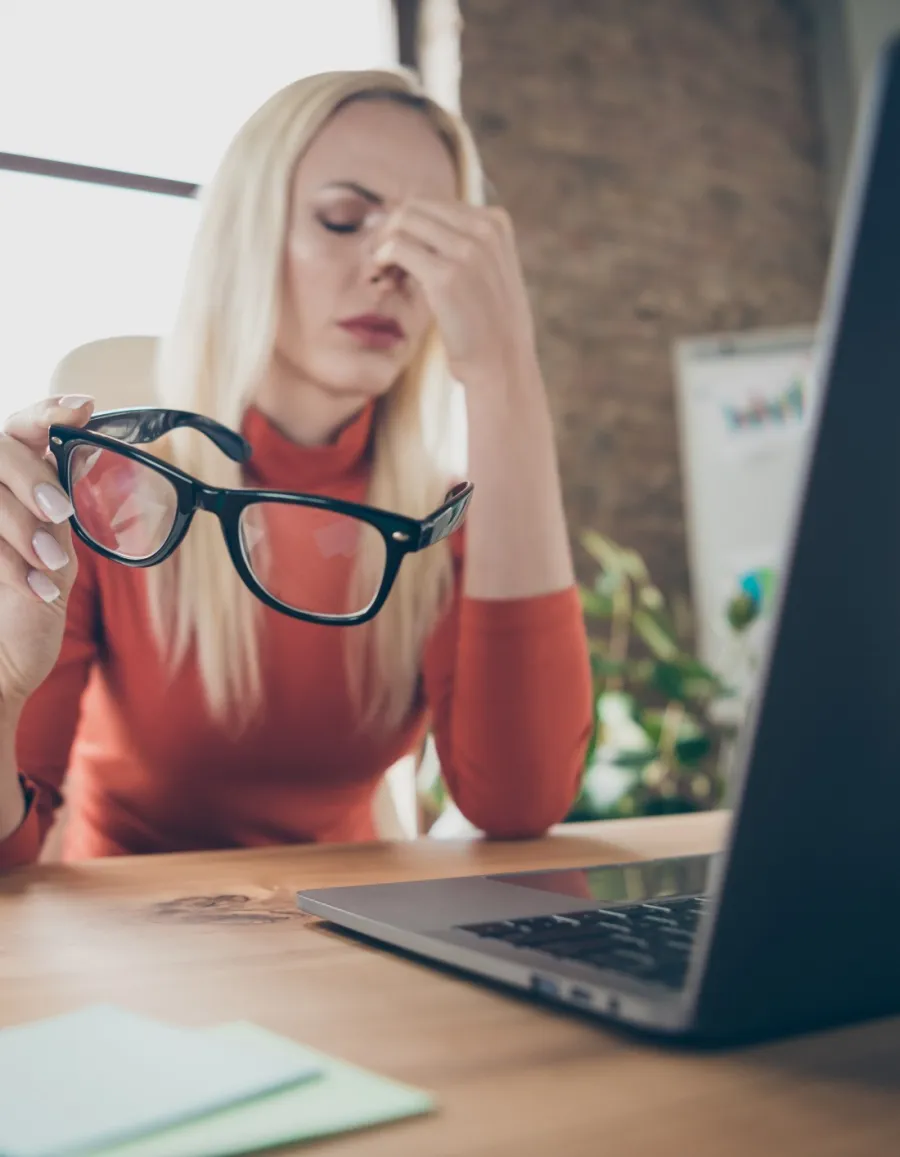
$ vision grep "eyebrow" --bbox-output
[321,180,383,204]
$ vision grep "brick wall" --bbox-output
[457,0,830,607]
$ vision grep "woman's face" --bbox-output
[275,98,458,401]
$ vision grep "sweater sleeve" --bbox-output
[0,541,102,870]
[421,533,594,839]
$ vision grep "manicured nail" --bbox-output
[27,570,61,603]
[32,530,69,571]
[58,395,93,409]
[34,483,74,524]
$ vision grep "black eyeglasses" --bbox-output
[48,407,472,625]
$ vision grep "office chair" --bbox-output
[40,336,417,859]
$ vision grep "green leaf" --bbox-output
[591,656,628,679]
[677,656,728,684]
[625,658,656,686]
[650,662,689,701]
[612,794,639,818]
[582,711,600,772]
[595,570,624,599]
[638,714,664,747]
[609,748,660,769]
[417,771,447,811]
[579,587,613,619]
[632,609,680,661]
[648,656,731,704]
[681,678,724,702]
[636,707,709,754]
[581,530,626,576]
[638,585,665,611]
[619,548,651,586]
[673,735,712,764]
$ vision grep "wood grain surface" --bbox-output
[2,811,898,1156]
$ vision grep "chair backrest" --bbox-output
[50,335,159,409]
[48,332,416,843]
[38,336,160,862]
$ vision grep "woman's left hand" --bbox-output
[371,199,537,391]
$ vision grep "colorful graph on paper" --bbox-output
[736,565,778,615]
[721,375,805,431]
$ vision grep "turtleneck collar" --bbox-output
[241,402,376,491]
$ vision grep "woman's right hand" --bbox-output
[0,396,94,714]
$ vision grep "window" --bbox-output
[0,170,199,410]
[0,0,398,182]
[0,0,397,412]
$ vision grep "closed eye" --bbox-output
[320,218,362,235]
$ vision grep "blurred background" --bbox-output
[2,0,898,830]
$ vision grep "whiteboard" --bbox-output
[674,327,819,721]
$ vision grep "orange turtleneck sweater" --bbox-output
[0,404,593,868]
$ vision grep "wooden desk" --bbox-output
[2,811,898,1156]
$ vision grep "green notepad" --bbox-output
[0,1006,320,1157]
[91,1022,436,1157]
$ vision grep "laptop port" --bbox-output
[568,986,593,1007]
[530,975,559,999]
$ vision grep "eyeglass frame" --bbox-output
[48,407,473,626]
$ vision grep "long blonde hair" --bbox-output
[148,69,483,732]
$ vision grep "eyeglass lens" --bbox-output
[238,502,387,616]
[69,443,179,561]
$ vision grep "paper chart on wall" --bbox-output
[675,327,819,716]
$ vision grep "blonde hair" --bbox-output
[148,69,484,732]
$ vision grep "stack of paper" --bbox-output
[0,1005,434,1157]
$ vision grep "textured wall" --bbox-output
[458,0,830,605]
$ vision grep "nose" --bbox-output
[361,209,408,290]
[370,261,407,290]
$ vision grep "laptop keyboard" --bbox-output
[457,894,707,989]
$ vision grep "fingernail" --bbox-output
[32,530,69,571]
[34,483,74,524]
[58,395,93,409]
[27,570,61,603]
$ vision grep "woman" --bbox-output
[0,69,592,867]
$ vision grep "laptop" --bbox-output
[298,34,900,1045]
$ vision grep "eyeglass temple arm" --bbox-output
[415,482,473,549]
[85,408,252,463]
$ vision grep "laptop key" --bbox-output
[540,938,618,960]
[591,908,631,924]
[607,931,652,952]
[462,921,518,938]
[609,948,658,969]
[565,909,627,926]
[663,929,695,948]
[506,916,577,935]
[636,914,680,930]
[585,949,658,977]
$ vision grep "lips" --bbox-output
[338,314,405,349]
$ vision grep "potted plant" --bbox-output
[566,531,735,822]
